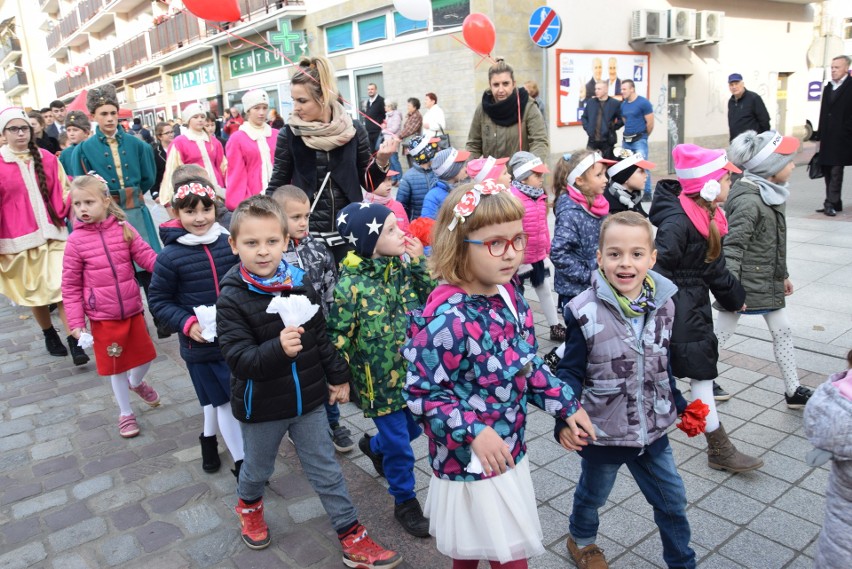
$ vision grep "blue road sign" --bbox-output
[529,7,562,48]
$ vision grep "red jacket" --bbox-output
[62,216,157,329]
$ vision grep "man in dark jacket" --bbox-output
[727,73,770,141]
[816,55,852,216]
[362,83,386,150]
[581,81,623,158]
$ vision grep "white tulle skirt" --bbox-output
[424,457,544,563]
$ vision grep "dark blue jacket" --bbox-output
[149,220,239,363]
[397,164,438,220]
[581,96,623,143]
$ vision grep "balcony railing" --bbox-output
[4,70,28,94]
[89,52,113,83]
[0,37,22,65]
[59,11,80,41]
[114,34,148,73]
[79,0,107,26]
[47,27,62,52]
[149,11,205,58]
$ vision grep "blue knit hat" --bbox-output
[336,202,394,257]
[407,135,440,165]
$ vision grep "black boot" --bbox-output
[43,327,68,356]
[394,498,430,538]
[231,459,243,479]
[199,434,221,473]
[67,335,90,366]
[358,434,385,477]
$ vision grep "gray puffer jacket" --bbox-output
[804,372,852,569]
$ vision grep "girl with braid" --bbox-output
[0,107,89,365]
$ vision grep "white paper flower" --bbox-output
[78,332,94,350]
[193,305,218,341]
[266,295,319,327]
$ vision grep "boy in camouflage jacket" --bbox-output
[327,202,434,538]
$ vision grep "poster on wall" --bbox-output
[556,50,650,127]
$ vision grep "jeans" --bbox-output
[388,150,402,183]
[325,401,340,426]
[821,164,844,209]
[371,408,422,504]
[239,406,357,532]
[621,136,652,195]
[570,444,695,569]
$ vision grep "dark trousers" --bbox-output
[822,165,845,210]
[587,138,615,160]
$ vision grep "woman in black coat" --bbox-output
[264,56,398,263]
[650,143,762,474]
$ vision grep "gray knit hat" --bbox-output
[728,130,799,178]
[86,84,119,114]
[65,110,91,132]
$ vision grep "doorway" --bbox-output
[666,75,687,174]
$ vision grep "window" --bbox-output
[845,18,852,40]
[394,12,427,36]
[358,16,386,44]
[432,0,469,31]
[326,21,353,53]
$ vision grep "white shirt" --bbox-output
[422,104,446,137]
[831,75,848,90]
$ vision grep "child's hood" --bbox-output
[804,371,852,460]
[341,250,406,281]
[648,179,684,227]
[158,218,189,244]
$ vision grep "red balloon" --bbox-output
[183,0,241,22]
[462,13,496,56]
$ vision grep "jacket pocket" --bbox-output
[650,373,676,429]
[86,288,96,310]
[581,376,629,440]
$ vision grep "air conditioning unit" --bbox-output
[690,10,724,46]
[631,10,669,43]
[667,8,696,43]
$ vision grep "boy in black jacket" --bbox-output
[217,195,401,568]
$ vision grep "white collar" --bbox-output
[184,129,210,143]
[832,75,848,89]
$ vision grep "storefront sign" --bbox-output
[229,19,306,79]
[171,64,217,91]
[134,79,163,100]
[230,48,285,78]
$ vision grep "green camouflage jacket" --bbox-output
[328,251,434,417]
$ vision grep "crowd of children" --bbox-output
[6,88,848,569]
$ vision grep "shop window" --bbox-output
[358,16,386,44]
[432,0,469,31]
[393,11,427,36]
[326,21,354,53]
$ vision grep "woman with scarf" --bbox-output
[716,131,813,408]
[159,103,227,206]
[466,59,549,164]
[225,90,279,211]
[264,56,398,263]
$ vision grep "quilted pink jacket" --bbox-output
[224,128,278,211]
[510,184,550,264]
[62,216,157,329]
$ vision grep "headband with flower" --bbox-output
[174,182,216,201]
[86,171,108,186]
[447,179,507,231]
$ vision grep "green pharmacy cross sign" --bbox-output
[229,19,307,78]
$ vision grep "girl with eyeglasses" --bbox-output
[402,181,593,569]
[0,107,89,365]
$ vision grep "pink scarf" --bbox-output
[833,369,852,401]
[567,185,609,218]
[678,192,728,238]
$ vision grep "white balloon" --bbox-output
[393,0,430,22]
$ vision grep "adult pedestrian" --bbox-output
[421,92,446,138]
[399,97,423,168]
[382,100,403,182]
[524,80,546,121]
[620,79,654,199]
[466,59,549,163]
[581,81,622,158]
[816,55,852,216]
[225,89,279,211]
[46,100,67,139]
[28,111,60,156]
[152,121,173,202]
[223,107,243,138]
[727,73,770,141]
[264,56,398,263]
[130,117,154,144]
[362,83,386,150]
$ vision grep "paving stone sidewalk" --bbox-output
[1,163,849,569]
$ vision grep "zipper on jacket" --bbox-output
[99,229,126,320]
[327,151,335,232]
[203,244,220,295]
[365,364,375,409]
[244,379,253,420]
[291,362,303,416]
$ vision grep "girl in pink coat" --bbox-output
[508,151,565,341]
[224,89,278,211]
[62,174,162,439]
[159,103,227,207]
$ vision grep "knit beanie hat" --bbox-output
[607,149,657,185]
[181,102,207,124]
[728,130,799,179]
[508,151,549,182]
[242,89,269,112]
[0,106,29,133]
[673,144,741,196]
[86,84,119,114]
[407,135,440,165]
[431,147,471,180]
[65,110,91,132]
[466,156,509,182]
[336,202,394,257]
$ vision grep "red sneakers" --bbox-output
[340,524,401,569]
[235,498,270,550]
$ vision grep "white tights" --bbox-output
[110,362,151,417]
[690,379,720,433]
[202,404,244,462]
[534,277,560,327]
[716,309,800,396]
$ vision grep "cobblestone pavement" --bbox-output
[1,161,850,568]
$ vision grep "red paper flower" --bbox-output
[676,399,710,437]
[408,217,435,246]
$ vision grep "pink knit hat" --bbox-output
[466,156,508,183]
[673,144,741,196]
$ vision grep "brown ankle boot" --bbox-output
[704,423,763,473]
